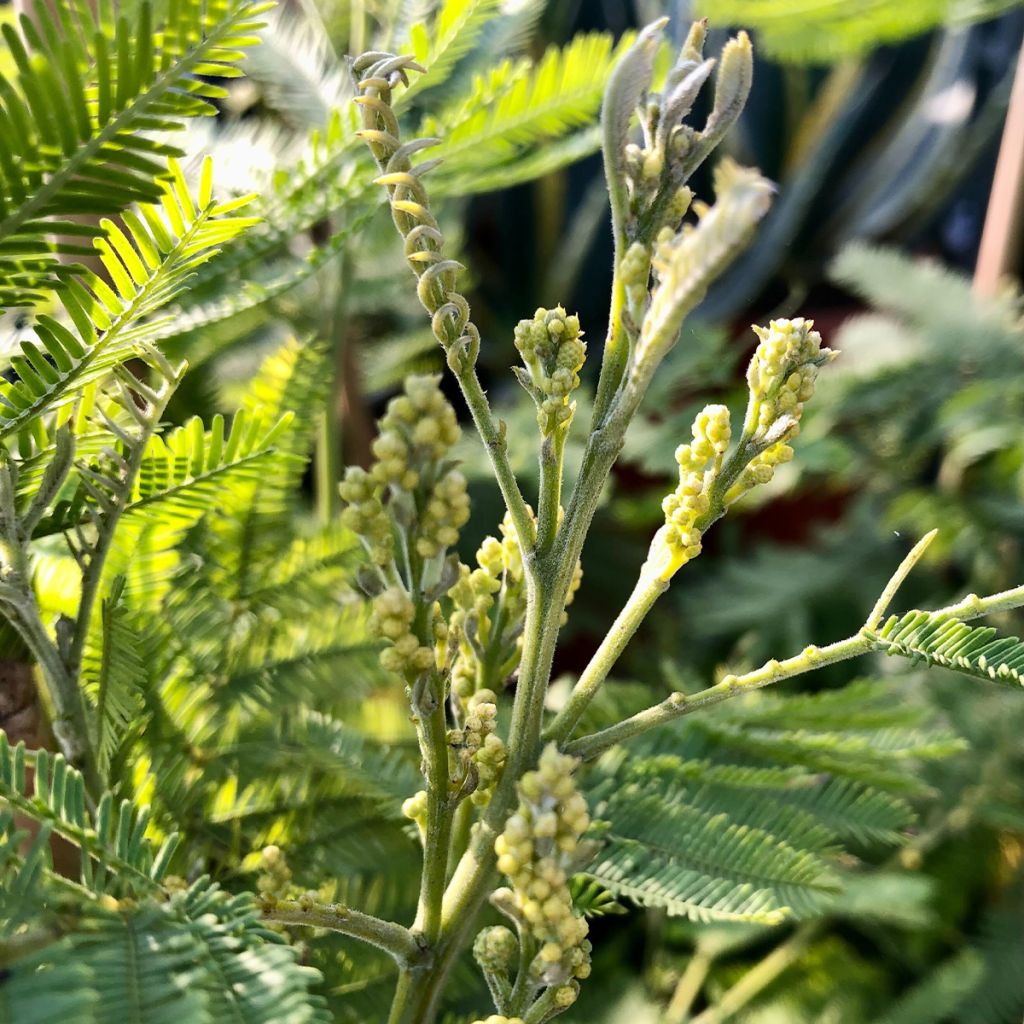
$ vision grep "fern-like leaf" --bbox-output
[0,733,179,896]
[128,409,294,524]
[0,0,269,303]
[428,32,630,190]
[871,609,1024,689]
[82,577,146,776]
[696,0,1024,63]
[584,781,839,924]
[401,0,502,107]
[176,879,330,1024]
[0,159,257,436]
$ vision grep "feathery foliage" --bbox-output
[871,609,1024,689]
[1,5,1022,1024]
[697,0,1024,63]
[0,0,270,304]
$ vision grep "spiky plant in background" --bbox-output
[0,3,1023,1024]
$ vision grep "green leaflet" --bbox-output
[401,0,502,107]
[872,609,1024,689]
[585,781,839,924]
[0,159,258,437]
[0,0,269,305]
[0,733,179,895]
[0,882,329,1024]
[695,0,1024,63]
[82,578,146,776]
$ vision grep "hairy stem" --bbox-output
[408,567,454,946]
[0,464,101,798]
[414,686,453,946]
[454,365,536,557]
[262,899,424,967]
[546,568,668,742]
[591,275,629,429]
[536,430,566,556]
[567,582,1024,761]
[864,528,937,630]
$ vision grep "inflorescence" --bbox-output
[487,745,592,1010]
[513,306,587,438]
[728,317,834,503]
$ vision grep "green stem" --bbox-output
[568,634,869,760]
[453,365,536,558]
[447,798,474,881]
[262,898,424,967]
[409,575,453,946]
[509,929,539,1016]
[864,528,937,630]
[386,569,570,1024]
[567,581,1024,761]
[0,591,101,799]
[414,687,452,946]
[546,568,667,743]
[591,274,629,429]
[536,430,566,556]
[522,980,559,1024]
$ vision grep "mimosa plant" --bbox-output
[0,5,1023,1024]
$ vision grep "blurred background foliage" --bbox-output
[3,0,1024,1021]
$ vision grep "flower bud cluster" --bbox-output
[417,469,471,558]
[470,1017,523,1024]
[256,844,292,904]
[370,587,434,677]
[449,689,507,806]
[513,307,586,436]
[745,318,830,439]
[449,512,529,701]
[637,160,773,374]
[649,404,731,581]
[402,788,428,842]
[339,467,393,566]
[727,318,833,504]
[473,925,519,975]
[726,439,794,503]
[493,745,592,988]
[341,375,469,579]
[610,20,752,243]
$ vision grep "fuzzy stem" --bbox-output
[446,798,474,882]
[591,273,629,429]
[408,567,453,947]
[864,528,937,630]
[547,568,668,743]
[567,581,1024,761]
[536,429,566,556]
[455,365,536,558]
[414,685,453,946]
[567,634,869,760]
[262,899,424,967]
[0,464,101,798]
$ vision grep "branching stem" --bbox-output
[567,581,1024,761]
[546,569,668,742]
[262,899,425,967]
